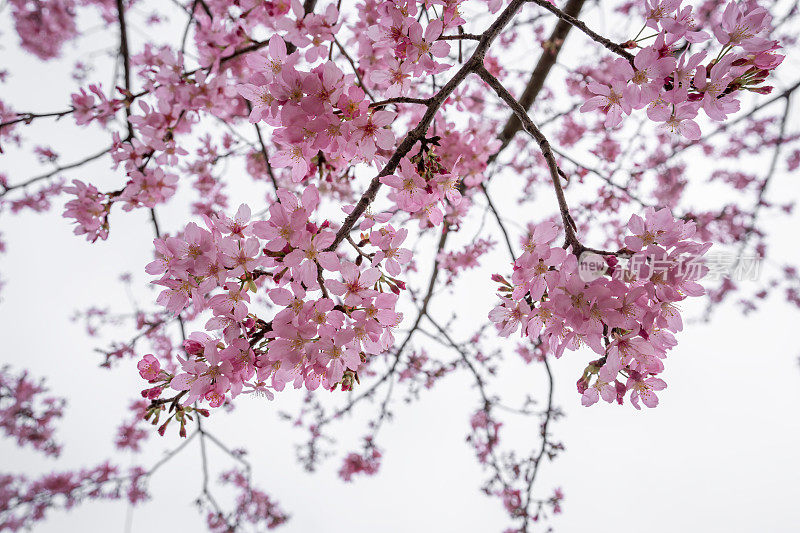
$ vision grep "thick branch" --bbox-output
[326,0,529,251]
[115,0,135,140]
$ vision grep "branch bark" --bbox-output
[326,0,530,251]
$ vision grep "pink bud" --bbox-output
[183,339,203,355]
[576,376,590,394]
[749,85,773,94]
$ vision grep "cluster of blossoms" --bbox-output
[489,208,711,409]
[498,486,564,524]
[362,1,455,93]
[70,84,123,126]
[0,463,149,531]
[62,180,110,242]
[210,469,288,531]
[8,0,77,61]
[581,0,783,139]
[338,442,383,482]
[381,143,464,227]
[62,44,235,238]
[240,34,399,179]
[237,0,465,181]
[139,185,411,417]
[0,367,65,457]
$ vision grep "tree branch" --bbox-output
[492,0,587,159]
[326,0,529,252]
[526,0,634,63]
[475,65,581,251]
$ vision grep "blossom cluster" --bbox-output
[70,84,123,126]
[363,2,455,93]
[140,185,411,414]
[0,367,65,457]
[237,0,465,181]
[438,238,495,283]
[211,469,288,531]
[338,443,383,482]
[581,0,783,139]
[489,208,710,409]
[8,0,77,60]
[63,180,110,242]
[239,34,399,179]
[0,463,148,531]
[62,45,233,238]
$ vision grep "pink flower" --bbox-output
[62,180,109,242]
[370,58,414,97]
[624,207,683,251]
[672,51,707,88]
[246,35,295,80]
[581,368,617,406]
[353,110,395,161]
[627,376,667,409]
[283,230,340,286]
[407,19,450,61]
[137,354,161,382]
[317,330,361,385]
[661,6,709,42]
[580,80,632,127]
[217,204,253,237]
[327,262,380,306]
[488,298,531,337]
[370,227,412,276]
[713,2,774,52]
[644,0,681,29]
[208,282,251,323]
[606,332,657,374]
[238,84,277,123]
[270,143,312,182]
[627,45,676,108]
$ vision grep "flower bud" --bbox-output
[183,339,203,355]
[576,375,590,394]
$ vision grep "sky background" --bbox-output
[2,1,800,532]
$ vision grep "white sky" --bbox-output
[1,1,800,532]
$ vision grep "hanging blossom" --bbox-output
[489,208,711,409]
[239,34,400,179]
[138,185,412,429]
[0,367,65,457]
[581,0,783,139]
[380,142,464,228]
